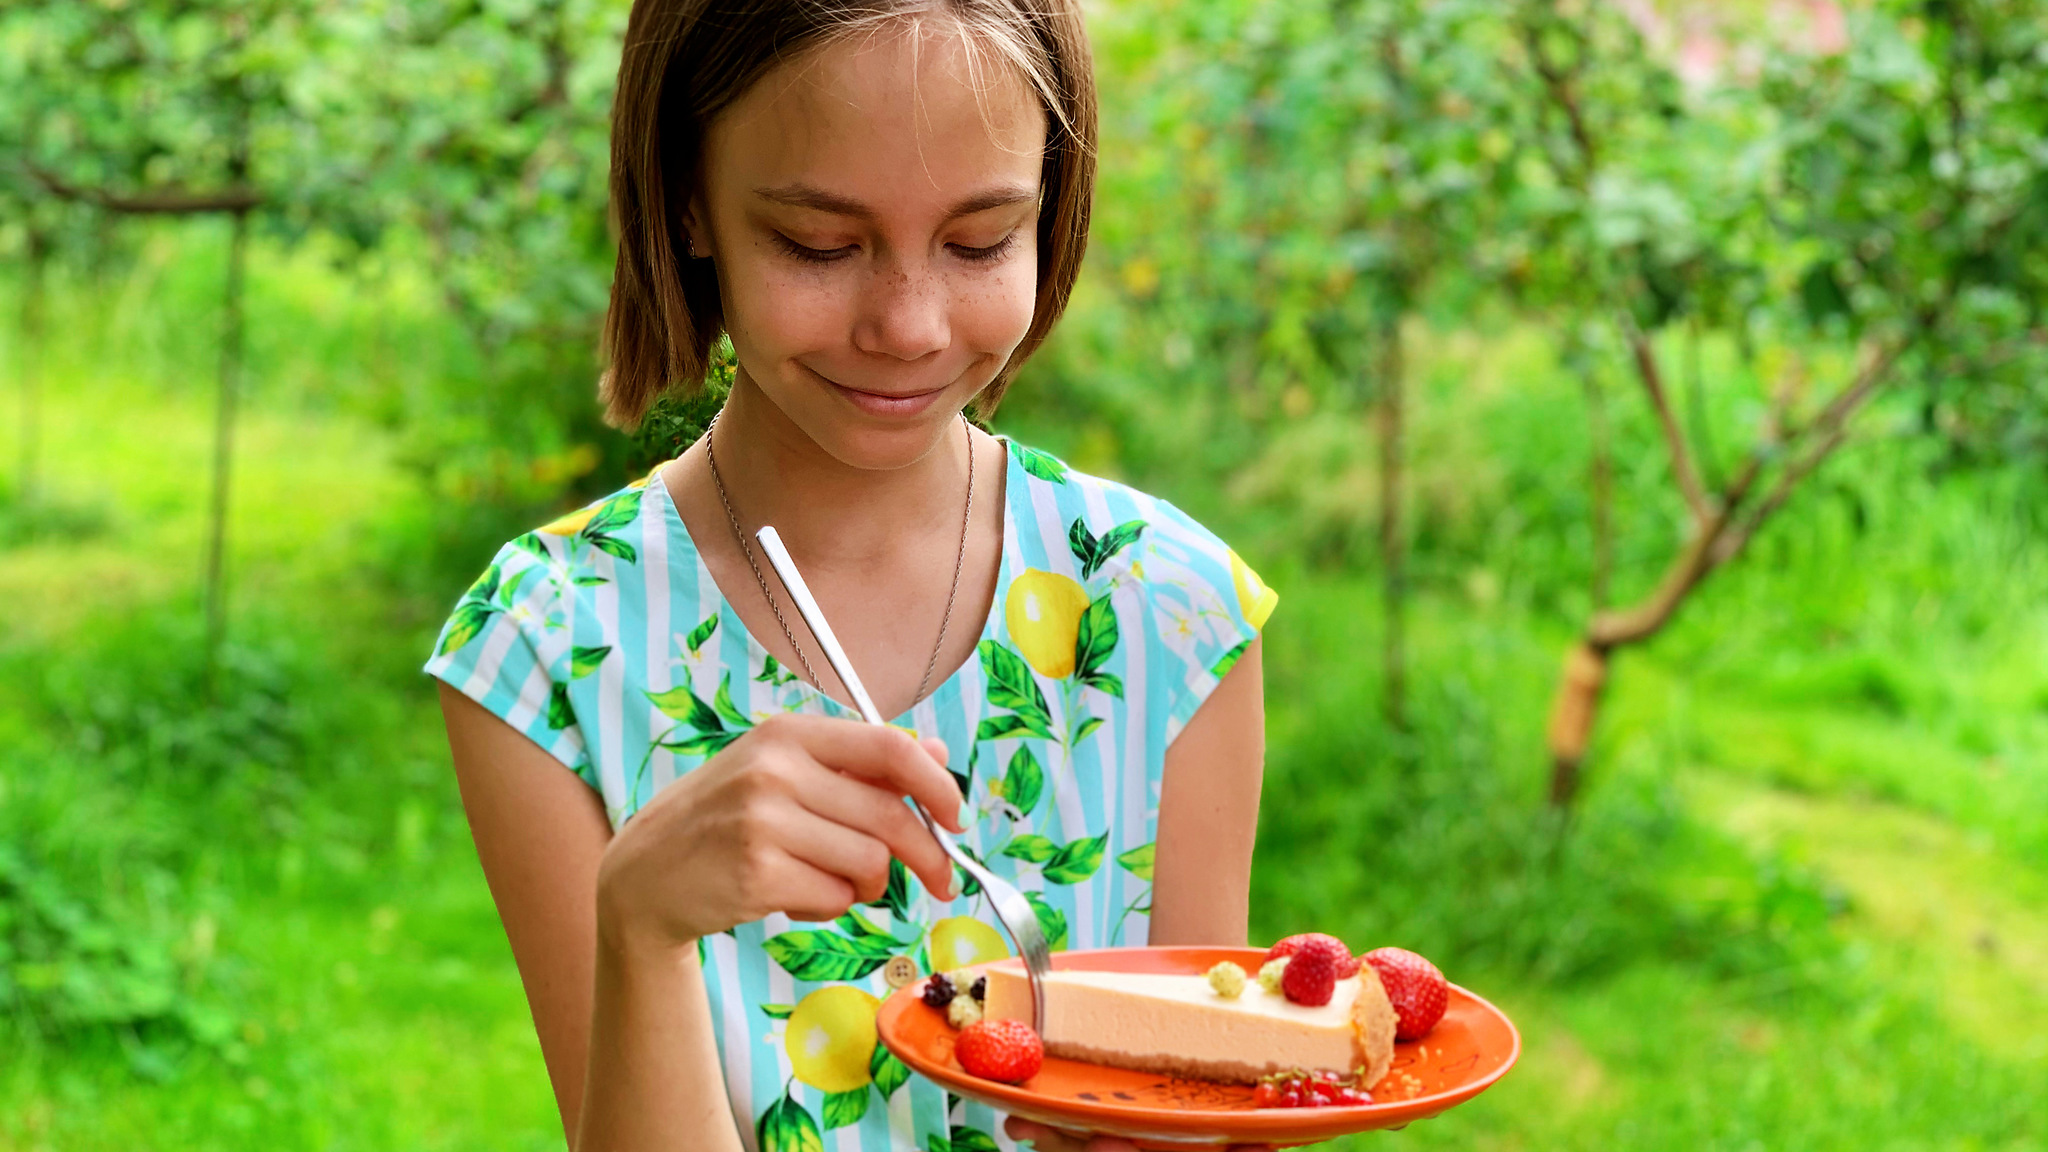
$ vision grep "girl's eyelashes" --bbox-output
[769,231,1022,266]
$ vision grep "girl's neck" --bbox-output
[708,370,976,570]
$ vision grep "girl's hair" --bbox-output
[601,0,1098,430]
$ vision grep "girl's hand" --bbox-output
[1003,1118,1275,1152]
[595,713,966,950]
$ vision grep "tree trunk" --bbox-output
[1376,309,1408,735]
[17,227,47,508]
[203,208,249,686]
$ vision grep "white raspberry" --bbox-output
[1257,957,1289,994]
[1207,962,1248,998]
[946,993,985,1028]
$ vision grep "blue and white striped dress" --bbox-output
[425,437,1277,1152]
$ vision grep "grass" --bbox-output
[3,244,2045,1150]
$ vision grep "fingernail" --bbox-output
[956,799,973,831]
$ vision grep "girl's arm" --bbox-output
[438,683,742,1151]
[1148,636,1267,947]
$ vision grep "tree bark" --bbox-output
[203,208,249,687]
[1376,309,1408,735]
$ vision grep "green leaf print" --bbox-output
[712,672,753,730]
[763,930,897,982]
[573,574,609,587]
[1042,833,1109,885]
[974,714,1042,743]
[685,612,719,655]
[1117,842,1157,882]
[1024,891,1069,950]
[950,1126,1001,1152]
[823,1087,869,1129]
[977,641,1053,732]
[546,682,575,730]
[757,1091,824,1152]
[926,1137,952,1152]
[1066,517,1148,580]
[569,645,611,679]
[646,682,724,732]
[465,562,502,606]
[583,488,643,536]
[1011,444,1069,484]
[658,729,742,758]
[587,534,639,564]
[497,565,532,607]
[436,600,494,657]
[999,835,1060,864]
[950,743,976,806]
[997,746,1044,818]
[1079,671,1124,700]
[754,652,800,685]
[760,1003,795,1020]
[1211,639,1252,680]
[863,858,913,921]
[834,907,903,943]
[1071,715,1105,743]
[511,532,551,560]
[1073,594,1118,680]
[871,1042,910,1098]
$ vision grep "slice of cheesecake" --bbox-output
[981,960,1398,1088]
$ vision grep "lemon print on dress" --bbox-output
[929,916,1010,972]
[785,986,879,1092]
[1005,569,1090,678]
[1228,550,1279,629]
[538,504,597,536]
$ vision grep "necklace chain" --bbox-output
[704,410,975,709]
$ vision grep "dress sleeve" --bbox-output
[421,540,597,787]
[1137,498,1279,739]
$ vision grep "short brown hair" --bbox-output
[600,0,1098,430]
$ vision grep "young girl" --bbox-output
[426,3,1279,1149]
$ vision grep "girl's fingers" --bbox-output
[775,806,903,906]
[768,845,863,924]
[791,766,958,900]
[1001,1118,1140,1151]
[767,715,966,831]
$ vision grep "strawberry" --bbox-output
[1279,935,1349,1006]
[1362,946,1448,1040]
[1264,933,1360,978]
[954,1018,1044,1084]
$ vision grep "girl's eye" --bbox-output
[950,232,1020,265]
[773,234,856,263]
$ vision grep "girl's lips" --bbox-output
[827,378,949,418]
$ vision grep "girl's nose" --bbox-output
[852,259,950,363]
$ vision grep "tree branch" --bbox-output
[1619,308,1712,524]
[29,164,261,215]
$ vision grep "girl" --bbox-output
[427,2,1280,1149]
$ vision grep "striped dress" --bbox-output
[424,437,1278,1152]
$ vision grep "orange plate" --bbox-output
[877,947,1519,1150]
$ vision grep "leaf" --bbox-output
[660,730,742,758]
[762,931,896,982]
[822,1087,869,1130]
[1000,746,1044,818]
[1011,444,1069,484]
[1088,520,1147,577]
[975,714,1042,743]
[646,682,724,732]
[926,1137,952,1152]
[999,834,1060,864]
[435,601,494,657]
[1210,639,1252,680]
[573,574,609,587]
[686,612,719,655]
[834,908,894,941]
[1024,892,1068,950]
[512,532,552,560]
[870,1042,910,1098]
[584,489,644,536]
[1066,517,1100,574]
[1043,833,1108,885]
[977,641,1052,724]
[754,653,798,685]
[464,562,502,606]
[862,858,912,922]
[756,1091,824,1152]
[588,534,639,564]
[949,1128,1000,1152]
[1080,671,1124,700]
[759,1003,794,1020]
[546,682,575,731]
[712,672,753,730]
[1071,715,1105,743]
[569,645,611,679]
[1116,842,1157,882]
[1073,594,1119,680]
[497,565,532,607]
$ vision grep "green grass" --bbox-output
[3,245,2045,1150]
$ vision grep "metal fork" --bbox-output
[755,527,1051,1031]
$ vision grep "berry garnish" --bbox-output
[1207,961,1249,998]
[922,973,957,1008]
[1280,935,1350,1006]
[1362,946,1449,1040]
[1252,1068,1372,1108]
[1264,933,1361,978]
[954,1019,1044,1084]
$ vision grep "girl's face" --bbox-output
[689,24,1049,471]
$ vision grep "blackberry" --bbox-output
[922,973,957,1008]
[970,976,987,1002]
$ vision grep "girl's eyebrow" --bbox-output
[753,182,1038,222]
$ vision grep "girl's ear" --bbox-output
[680,195,714,260]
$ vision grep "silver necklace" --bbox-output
[705,410,975,707]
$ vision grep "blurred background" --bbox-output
[3,0,2045,1147]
